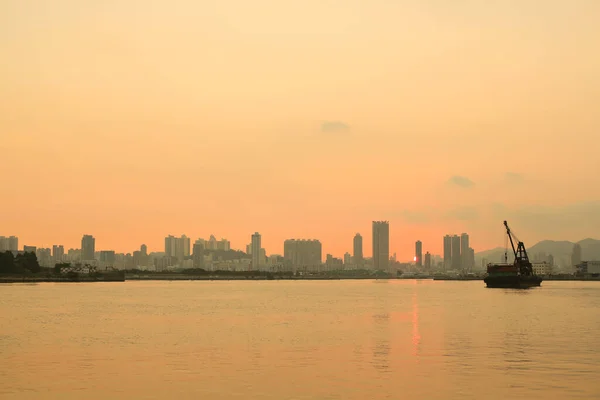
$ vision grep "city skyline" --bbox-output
[4,228,594,275]
[1,229,436,263]
[3,223,599,264]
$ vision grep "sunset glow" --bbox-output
[1,0,599,260]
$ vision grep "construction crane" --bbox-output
[503,220,534,276]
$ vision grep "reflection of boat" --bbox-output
[433,275,481,281]
[484,221,542,289]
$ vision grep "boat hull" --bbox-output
[484,275,542,288]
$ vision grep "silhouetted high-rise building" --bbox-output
[283,239,322,269]
[460,233,469,269]
[52,245,65,263]
[181,235,190,257]
[1,236,19,253]
[451,235,461,269]
[466,247,475,271]
[415,240,423,266]
[165,235,176,258]
[207,235,218,250]
[353,233,363,267]
[203,235,231,251]
[424,252,431,269]
[218,238,230,251]
[8,236,18,252]
[81,235,95,261]
[251,232,262,269]
[165,235,190,260]
[131,244,149,268]
[372,221,389,271]
[343,252,352,265]
[192,241,205,268]
[36,248,52,267]
[132,251,148,269]
[23,245,36,253]
[326,254,343,269]
[99,250,115,265]
[443,235,452,270]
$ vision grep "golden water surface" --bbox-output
[1,280,599,399]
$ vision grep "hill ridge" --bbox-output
[475,238,600,266]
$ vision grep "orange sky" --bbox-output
[1,0,599,260]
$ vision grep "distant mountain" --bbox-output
[475,246,506,260]
[475,247,512,265]
[577,239,600,260]
[475,238,600,267]
[529,240,578,256]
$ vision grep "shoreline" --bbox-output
[126,275,390,281]
[1,274,598,283]
[0,274,125,283]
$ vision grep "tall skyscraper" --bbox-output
[353,233,363,267]
[36,248,52,267]
[8,236,18,252]
[165,235,176,257]
[443,235,452,270]
[217,239,230,251]
[133,245,149,268]
[343,252,353,265]
[99,250,116,265]
[283,239,322,269]
[451,235,461,269]
[165,235,190,260]
[192,240,205,269]
[460,233,469,269]
[81,235,95,261]
[181,235,190,257]
[415,240,423,266]
[208,235,217,250]
[0,236,7,251]
[424,252,432,269]
[251,232,262,269]
[52,245,65,263]
[372,221,389,271]
[466,248,475,271]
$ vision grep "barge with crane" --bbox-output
[483,221,542,288]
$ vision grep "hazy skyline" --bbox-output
[2,1,599,259]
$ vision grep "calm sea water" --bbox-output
[1,280,599,399]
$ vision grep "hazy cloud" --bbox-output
[491,201,600,239]
[400,210,430,224]
[497,201,600,221]
[490,202,508,216]
[445,206,479,221]
[505,172,525,184]
[448,175,475,188]
[371,208,432,224]
[321,121,350,133]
